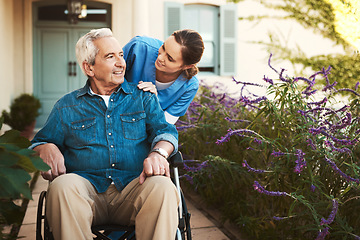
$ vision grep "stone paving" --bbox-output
[18,176,232,240]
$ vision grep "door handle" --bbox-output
[72,62,77,76]
[68,62,73,76]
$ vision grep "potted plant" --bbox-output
[1,93,41,139]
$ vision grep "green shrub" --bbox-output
[2,93,41,132]
[177,56,360,239]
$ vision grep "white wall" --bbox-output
[0,0,15,116]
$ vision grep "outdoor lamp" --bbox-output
[67,0,87,24]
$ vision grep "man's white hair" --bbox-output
[75,28,113,76]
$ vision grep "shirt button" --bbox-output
[132,118,135,121]
[109,176,112,179]
[108,132,112,135]
[107,115,110,118]
[82,125,85,128]
[110,99,114,102]
[110,145,114,148]
[111,163,115,167]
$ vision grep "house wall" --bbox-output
[0,0,15,114]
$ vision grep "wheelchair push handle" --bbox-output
[169,151,184,166]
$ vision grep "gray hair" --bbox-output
[75,28,113,76]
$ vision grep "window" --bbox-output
[37,4,109,23]
[165,2,237,76]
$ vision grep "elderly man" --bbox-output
[31,28,179,240]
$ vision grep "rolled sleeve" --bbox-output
[151,133,178,157]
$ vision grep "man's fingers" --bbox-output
[41,170,53,181]
[139,171,146,184]
[164,166,170,178]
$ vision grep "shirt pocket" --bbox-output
[120,112,147,140]
[70,117,96,146]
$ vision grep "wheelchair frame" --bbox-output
[36,152,192,240]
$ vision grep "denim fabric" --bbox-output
[31,80,178,193]
[122,36,199,117]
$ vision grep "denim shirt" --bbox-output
[31,80,178,193]
[122,36,199,117]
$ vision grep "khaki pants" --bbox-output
[46,173,180,240]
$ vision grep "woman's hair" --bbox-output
[75,28,113,76]
[172,29,204,79]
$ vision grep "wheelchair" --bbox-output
[36,152,192,240]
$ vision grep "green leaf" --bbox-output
[0,129,30,149]
[0,148,20,167]
[0,168,32,199]
[16,148,50,172]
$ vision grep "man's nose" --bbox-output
[115,56,125,66]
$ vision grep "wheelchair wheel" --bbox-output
[36,191,54,240]
[177,189,192,240]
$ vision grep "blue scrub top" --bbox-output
[123,36,199,117]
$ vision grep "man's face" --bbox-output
[88,37,126,88]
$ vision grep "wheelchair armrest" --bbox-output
[169,151,183,166]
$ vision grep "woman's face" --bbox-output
[155,36,186,74]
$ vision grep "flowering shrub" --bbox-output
[177,55,360,239]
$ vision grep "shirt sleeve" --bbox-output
[165,83,198,117]
[122,36,159,84]
[30,101,65,151]
[142,93,178,156]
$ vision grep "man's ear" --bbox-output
[83,61,94,77]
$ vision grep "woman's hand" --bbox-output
[137,81,158,95]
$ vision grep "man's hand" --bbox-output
[33,143,66,181]
[137,81,158,95]
[139,152,170,184]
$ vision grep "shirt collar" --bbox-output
[76,79,132,98]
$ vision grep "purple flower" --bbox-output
[315,227,329,240]
[337,88,360,96]
[294,76,315,86]
[176,124,196,131]
[271,150,286,157]
[324,140,351,154]
[183,160,208,173]
[324,157,360,184]
[216,129,260,145]
[263,75,274,85]
[254,138,262,144]
[273,216,286,221]
[310,184,316,192]
[224,117,250,123]
[294,149,306,174]
[307,97,327,106]
[182,174,194,185]
[355,81,359,90]
[306,138,317,150]
[232,76,266,87]
[253,181,289,197]
[242,160,265,173]
[320,199,338,225]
